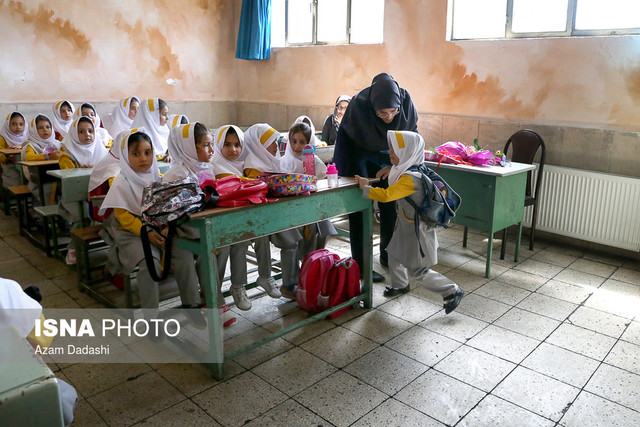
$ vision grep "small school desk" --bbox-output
[0,148,22,157]
[424,161,536,278]
[46,162,172,222]
[17,160,60,205]
[180,177,373,379]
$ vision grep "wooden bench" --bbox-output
[8,185,39,245]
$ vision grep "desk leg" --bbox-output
[485,230,493,278]
[195,224,224,380]
[362,207,373,309]
[514,221,522,262]
[463,226,468,248]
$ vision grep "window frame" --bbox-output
[278,0,379,47]
[449,0,640,41]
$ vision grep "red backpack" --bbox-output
[298,249,361,319]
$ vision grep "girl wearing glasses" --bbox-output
[321,94,351,145]
[333,73,419,283]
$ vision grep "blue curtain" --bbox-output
[235,0,271,60]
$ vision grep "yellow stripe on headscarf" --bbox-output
[123,128,139,149]
[148,98,155,112]
[395,131,405,149]
[6,114,10,121]
[55,101,63,110]
[123,98,129,108]
[182,123,192,138]
[260,127,276,145]
[172,115,180,128]
[218,126,230,144]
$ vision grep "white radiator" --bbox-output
[523,165,640,251]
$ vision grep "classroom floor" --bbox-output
[2,210,640,427]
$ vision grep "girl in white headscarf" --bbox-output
[51,100,75,141]
[166,114,189,130]
[209,124,253,311]
[99,129,203,321]
[243,123,282,177]
[280,121,327,178]
[102,96,139,138]
[242,123,303,300]
[22,114,62,203]
[75,102,113,147]
[58,117,109,264]
[59,117,108,169]
[131,98,170,157]
[354,130,464,313]
[0,112,28,187]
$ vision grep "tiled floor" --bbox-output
[2,211,640,426]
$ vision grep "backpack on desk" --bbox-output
[298,249,361,319]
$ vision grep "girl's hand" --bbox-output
[354,175,368,190]
[80,164,92,168]
[48,150,60,160]
[375,166,391,179]
[148,231,165,248]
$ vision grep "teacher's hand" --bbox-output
[376,166,391,179]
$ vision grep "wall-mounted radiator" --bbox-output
[523,165,640,252]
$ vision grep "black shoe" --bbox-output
[362,270,386,283]
[383,285,410,297]
[443,289,465,314]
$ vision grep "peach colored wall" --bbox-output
[0,0,236,102]
[234,0,640,130]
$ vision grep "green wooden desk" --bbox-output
[180,177,373,379]
[18,160,60,205]
[424,161,536,277]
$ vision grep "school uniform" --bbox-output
[21,115,61,204]
[361,131,462,306]
[281,128,337,260]
[51,100,75,141]
[98,128,200,310]
[102,96,138,138]
[0,112,28,188]
[58,118,108,232]
[211,125,254,308]
[131,98,170,157]
[243,124,302,294]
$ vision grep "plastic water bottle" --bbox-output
[326,163,339,188]
[302,144,316,175]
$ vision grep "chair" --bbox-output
[501,129,546,257]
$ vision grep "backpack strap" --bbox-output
[140,221,176,282]
[405,165,430,258]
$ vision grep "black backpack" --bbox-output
[404,164,462,256]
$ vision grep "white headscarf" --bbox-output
[75,102,113,147]
[51,100,75,137]
[243,123,283,173]
[88,129,128,192]
[0,277,42,338]
[166,114,189,130]
[21,114,61,159]
[165,122,214,181]
[0,112,28,148]
[212,125,247,176]
[61,117,108,167]
[131,98,170,156]
[99,128,160,216]
[103,96,138,138]
[387,130,426,185]
[293,115,320,146]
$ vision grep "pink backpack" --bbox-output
[298,249,361,319]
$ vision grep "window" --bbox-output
[448,0,640,40]
[271,0,384,47]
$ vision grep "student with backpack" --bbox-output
[355,130,464,314]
